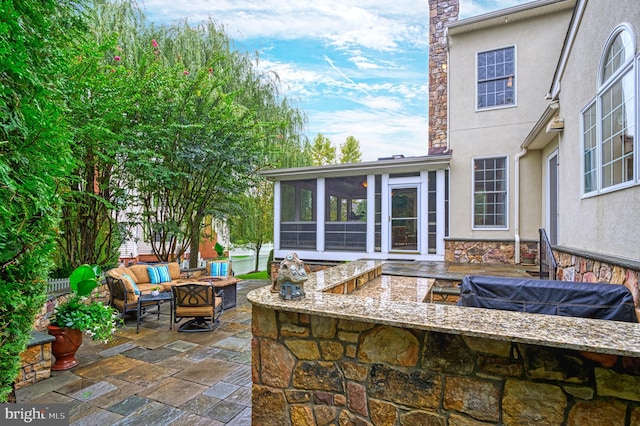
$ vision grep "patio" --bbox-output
[17,280,268,425]
[16,261,532,425]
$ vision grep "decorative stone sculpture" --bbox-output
[272,252,308,300]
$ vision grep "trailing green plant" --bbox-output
[215,242,225,258]
[50,265,122,343]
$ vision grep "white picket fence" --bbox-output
[47,278,70,293]
[231,254,270,275]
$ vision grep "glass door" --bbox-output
[389,186,419,251]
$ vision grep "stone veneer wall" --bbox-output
[428,0,458,154]
[445,239,538,264]
[445,241,640,313]
[252,305,640,425]
[15,332,54,390]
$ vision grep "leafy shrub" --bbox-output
[50,265,122,343]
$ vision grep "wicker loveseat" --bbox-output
[105,263,190,317]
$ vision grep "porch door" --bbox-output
[547,151,559,245]
[389,186,419,251]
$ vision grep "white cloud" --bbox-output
[142,0,431,161]
[143,0,427,52]
[308,109,428,161]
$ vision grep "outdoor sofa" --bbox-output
[105,262,191,316]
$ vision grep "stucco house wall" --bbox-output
[447,3,574,243]
[552,0,640,260]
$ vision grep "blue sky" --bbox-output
[143,0,529,161]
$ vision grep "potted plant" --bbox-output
[150,286,161,296]
[522,252,537,265]
[47,264,121,370]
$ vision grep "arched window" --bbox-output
[582,25,637,194]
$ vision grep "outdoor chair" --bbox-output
[106,275,163,319]
[172,283,224,332]
[197,259,241,309]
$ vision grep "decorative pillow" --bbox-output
[121,273,141,295]
[209,261,229,277]
[147,266,161,284]
[157,265,171,283]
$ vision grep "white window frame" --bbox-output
[476,45,517,111]
[581,24,637,197]
[471,156,509,230]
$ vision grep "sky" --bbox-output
[142,0,530,161]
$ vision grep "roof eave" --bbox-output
[447,0,576,36]
[259,155,452,180]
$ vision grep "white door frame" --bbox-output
[546,149,559,245]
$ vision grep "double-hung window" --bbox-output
[473,157,508,229]
[582,25,636,194]
[477,46,515,109]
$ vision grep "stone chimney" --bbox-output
[428,0,459,154]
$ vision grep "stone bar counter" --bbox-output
[249,260,640,425]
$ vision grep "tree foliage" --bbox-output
[339,135,362,164]
[0,0,81,402]
[56,31,138,273]
[57,1,309,267]
[229,180,273,271]
[311,133,336,166]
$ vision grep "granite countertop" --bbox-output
[248,260,640,357]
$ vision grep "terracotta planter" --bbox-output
[47,325,83,370]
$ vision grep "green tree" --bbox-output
[339,135,362,164]
[0,0,81,402]
[230,180,273,272]
[311,133,336,165]
[60,2,309,268]
[56,32,139,272]
[128,61,262,264]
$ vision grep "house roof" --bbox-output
[549,0,586,100]
[447,0,576,36]
[259,154,451,181]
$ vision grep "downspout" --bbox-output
[445,27,451,153]
[514,147,528,264]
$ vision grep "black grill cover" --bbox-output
[458,275,638,323]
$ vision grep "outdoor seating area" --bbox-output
[17,280,264,425]
[105,261,239,333]
[197,259,241,310]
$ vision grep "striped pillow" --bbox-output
[209,261,229,277]
[121,273,141,295]
[147,266,161,284]
[157,265,171,283]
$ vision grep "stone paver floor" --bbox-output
[17,280,269,426]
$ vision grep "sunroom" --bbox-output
[260,154,451,262]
